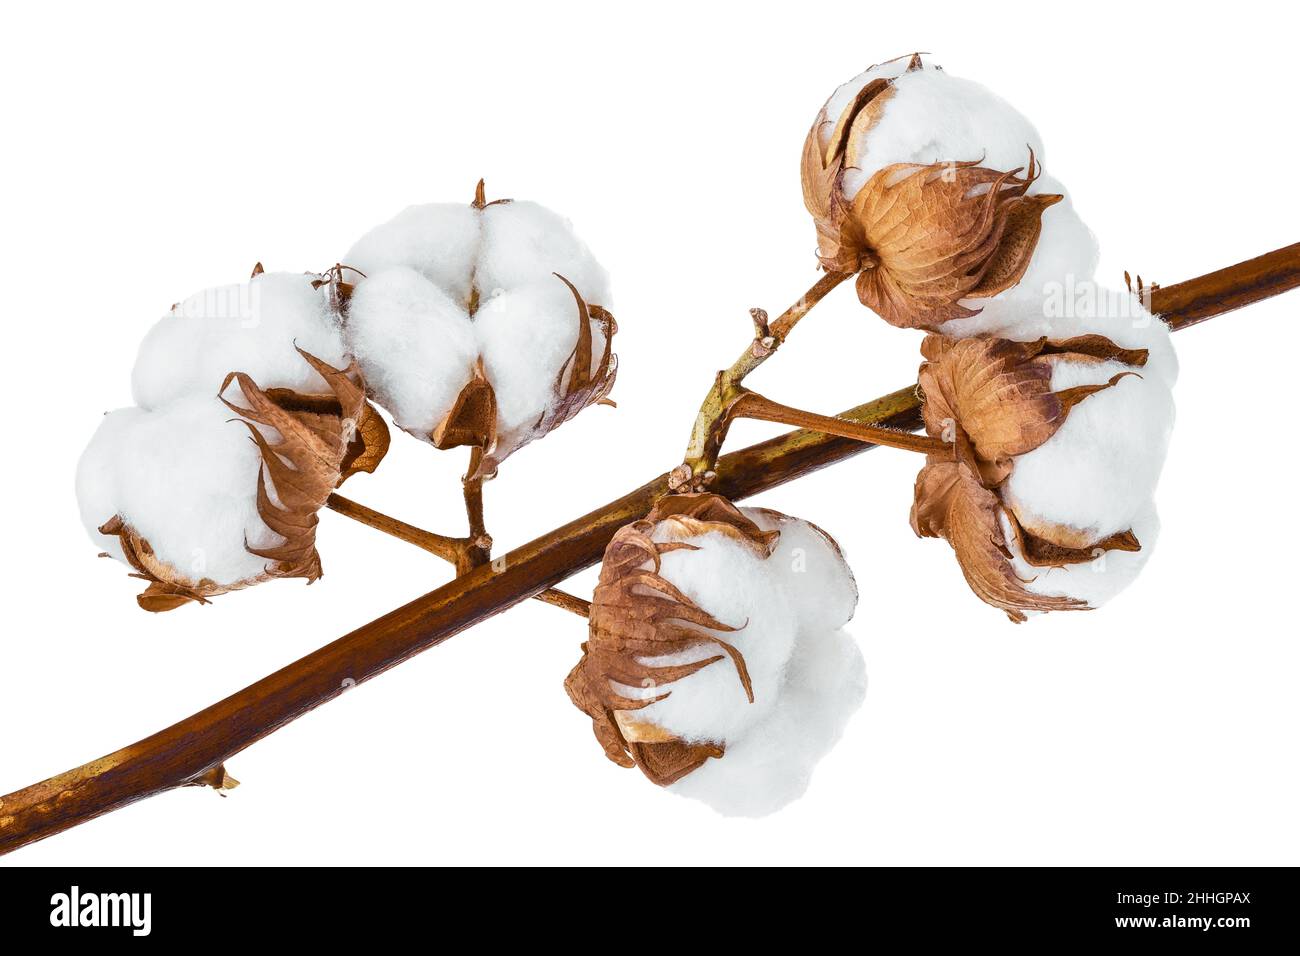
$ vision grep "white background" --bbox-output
[2,1,1297,866]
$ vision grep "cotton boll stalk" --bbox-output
[341,182,616,475]
[911,328,1172,621]
[77,350,387,611]
[801,53,1096,330]
[132,268,350,410]
[566,494,865,814]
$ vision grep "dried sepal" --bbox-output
[219,348,380,580]
[912,332,1150,620]
[431,359,498,452]
[98,515,217,612]
[911,460,1086,622]
[801,77,896,273]
[850,155,1061,329]
[565,493,775,785]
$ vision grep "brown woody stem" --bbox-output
[1,243,1295,856]
[325,493,464,562]
[730,391,948,456]
[675,270,851,489]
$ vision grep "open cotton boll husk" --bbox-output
[802,54,1097,330]
[566,494,864,814]
[341,186,615,472]
[132,271,349,409]
[77,351,385,611]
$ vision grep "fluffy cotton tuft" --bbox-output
[342,195,612,462]
[132,271,348,409]
[620,506,864,815]
[76,396,280,585]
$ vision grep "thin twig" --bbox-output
[532,589,591,618]
[2,243,1296,856]
[325,494,464,561]
[327,491,582,616]
[675,270,851,489]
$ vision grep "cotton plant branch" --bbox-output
[2,243,1297,856]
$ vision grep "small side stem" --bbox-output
[731,391,948,456]
[675,270,851,489]
[325,494,464,562]
[458,447,492,575]
[533,589,592,618]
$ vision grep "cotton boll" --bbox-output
[76,395,277,586]
[344,267,479,438]
[341,192,615,466]
[624,525,799,744]
[1001,504,1161,610]
[343,202,482,308]
[1004,358,1175,540]
[477,201,611,306]
[568,495,865,812]
[669,627,867,816]
[746,508,858,635]
[131,272,348,410]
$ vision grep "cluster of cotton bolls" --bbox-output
[805,54,1177,616]
[76,269,376,610]
[341,183,616,475]
[565,494,865,816]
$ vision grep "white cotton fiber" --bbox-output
[623,509,865,816]
[1001,503,1161,610]
[477,201,611,304]
[669,627,867,817]
[131,272,348,410]
[748,509,858,635]
[76,395,280,586]
[343,267,479,437]
[826,63,1046,198]
[821,58,1099,323]
[343,203,482,307]
[341,196,611,459]
[1004,355,1175,540]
